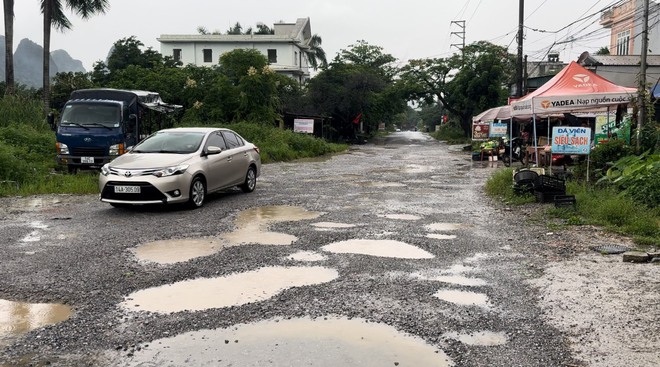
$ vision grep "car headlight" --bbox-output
[100,164,111,176]
[56,142,69,155]
[152,164,189,177]
[109,143,125,156]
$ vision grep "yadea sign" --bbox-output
[551,126,591,155]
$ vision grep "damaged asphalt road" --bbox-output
[0,131,630,366]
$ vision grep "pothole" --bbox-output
[311,222,356,230]
[378,214,421,221]
[121,266,338,314]
[221,206,323,246]
[434,289,489,307]
[353,182,407,188]
[414,274,488,287]
[321,239,434,259]
[444,330,508,346]
[286,251,328,262]
[0,299,72,345]
[425,223,468,231]
[132,237,228,264]
[116,316,453,366]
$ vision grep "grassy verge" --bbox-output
[485,168,660,246]
[430,124,471,145]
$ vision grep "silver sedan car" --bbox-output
[99,127,261,208]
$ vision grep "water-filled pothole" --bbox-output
[414,274,487,287]
[118,317,453,366]
[378,214,421,221]
[426,234,458,240]
[221,206,323,246]
[311,222,356,230]
[434,289,489,307]
[121,266,338,314]
[132,237,227,264]
[426,223,468,231]
[321,239,434,259]
[444,330,508,346]
[0,299,72,345]
[286,251,328,262]
[353,181,407,188]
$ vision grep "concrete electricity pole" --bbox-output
[638,0,650,152]
[516,0,525,98]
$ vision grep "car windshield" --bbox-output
[60,103,121,128]
[132,131,205,154]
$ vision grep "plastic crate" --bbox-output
[535,190,565,203]
[535,175,565,193]
[554,194,576,208]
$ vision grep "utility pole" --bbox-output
[450,20,466,53]
[516,0,524,98]
[638,0,650,152]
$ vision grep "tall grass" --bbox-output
[484,167,536,205]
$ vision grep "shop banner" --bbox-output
[472,123,490,141]
[551,126,591,155]
[489,123,507,138]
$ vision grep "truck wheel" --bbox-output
[188,176,206,208]
[240,166,257,193]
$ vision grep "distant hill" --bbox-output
[0,36,87,89]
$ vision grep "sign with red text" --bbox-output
[551,126,591,155]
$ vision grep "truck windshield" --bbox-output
[132,131,205,154]
[61,103,121,128]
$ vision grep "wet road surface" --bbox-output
[0,131,577,366]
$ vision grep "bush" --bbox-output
[431,123,469,144]
[590,139,634,172]
[598,152,660,209]
[484,167,535,205]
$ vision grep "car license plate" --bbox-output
[114,186,140,194]
[81,156,94,164]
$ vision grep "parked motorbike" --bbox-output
[500,137,524,167]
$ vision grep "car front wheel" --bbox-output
[188,176,206,208]
[240,166,257,193]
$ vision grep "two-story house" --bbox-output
[158,18,313,84]
[600,0,660,55]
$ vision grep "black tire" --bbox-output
[188,176,206,208]
[67,166,78,174]
[240,166,257,193]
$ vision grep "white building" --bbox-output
[158,18,313,84]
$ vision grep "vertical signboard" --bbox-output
[489,122,508,138]
[472,122,490,141]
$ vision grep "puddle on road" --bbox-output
[21,231,41,243]
[0,299,72,345]
[321,239,434,259]
[427,234,457,240]
[121,266,338,314]
[426,223,469,231]
[434,289,489,307]
[403,164,434,173]
[311,222,356,230]
[444,330,508,346]
[132,237,228,264]
[221,206,323,246]
[286,251,328,262]
[119,316,452,367]
[378,214,421,221]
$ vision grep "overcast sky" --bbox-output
[5,0,617,71]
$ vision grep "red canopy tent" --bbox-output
[510,61,637,164]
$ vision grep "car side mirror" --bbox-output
[205,146,222,156]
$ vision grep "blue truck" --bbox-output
[48,88,181,173]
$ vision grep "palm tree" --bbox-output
[41,0,109,114]
[302,34,327,71]
[3,0,14,95]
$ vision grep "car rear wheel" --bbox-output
[240,166,257,193]
[188,176,206,208]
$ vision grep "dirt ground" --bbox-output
[528,220,660,367]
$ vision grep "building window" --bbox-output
[203,49,213,63]
[173,49,182,62]
[616,30,630,55]
[267,49,277,64]
[294,51,298,65]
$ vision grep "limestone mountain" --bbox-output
[0,36,86,89]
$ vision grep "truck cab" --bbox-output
[51,89,181,173]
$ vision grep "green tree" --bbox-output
[255,23,274,35]
[596,46,611,55]
[400,41,514,136]
[219,48,268,85]
[3,0,15,95]
[50,71,94,111]
[303,34,327,71]
[40,0,109,114]
[226,22,243,35]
